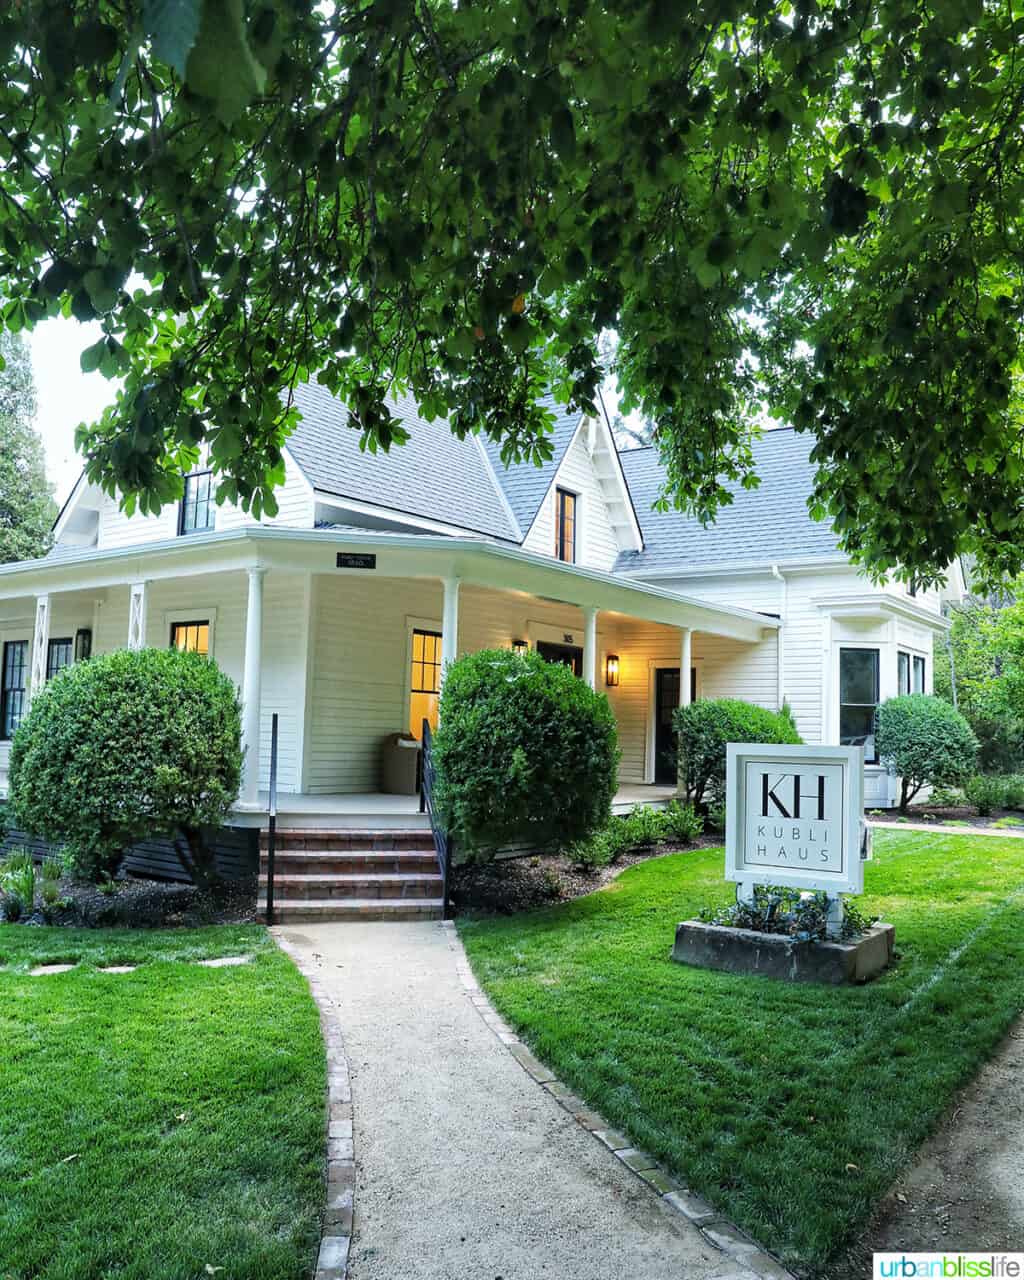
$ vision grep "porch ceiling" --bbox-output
[0,527,776,643]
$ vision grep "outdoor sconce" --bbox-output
[512,638,528,655]
[605,654,620,686]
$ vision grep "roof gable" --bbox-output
[616,429,842,574]
[480,399,583,536]
[286,382,520,542]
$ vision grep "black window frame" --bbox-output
[170,619,211,657]
[178,470,215,537]
[838,646,880,764]
[1,640,28,740]
[555,487,577,564]
[913,654,926,694]
[898,650,910,697]
[409,629,443,698]
[46,636,73,680]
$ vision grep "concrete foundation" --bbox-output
[671,920,895,984]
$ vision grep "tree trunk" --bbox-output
[171,827,224,897]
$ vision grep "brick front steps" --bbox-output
[259,828,443,923]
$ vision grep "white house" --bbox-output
[0,382,957,842]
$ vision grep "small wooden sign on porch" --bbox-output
[336,553,377,570]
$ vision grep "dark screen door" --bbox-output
[654,668,680,784]
[654,667,697,784]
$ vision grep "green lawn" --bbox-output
[459,830,1024,1273]
[0,926,325,1280]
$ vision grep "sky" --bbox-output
[29,316,118,507]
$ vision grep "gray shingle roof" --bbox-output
[286,382,520,541]
[480,400,584,537]
[615,429,842,573]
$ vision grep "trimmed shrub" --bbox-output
[964,774,1004,817]
[876,694,978,812]
[9,648,242,884]
[433,648,618,859]
[674,698,802,807]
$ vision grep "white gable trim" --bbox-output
[521,414,644,554]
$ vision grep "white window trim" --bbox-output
[164,607,218,659]
[835,642,884,767]
[644,657,703,784]
[403,614,442,737]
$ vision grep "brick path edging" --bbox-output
[442,920,795,1280]
[273,932,353,1280]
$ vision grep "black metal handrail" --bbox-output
[264,712,279,925]
[419,718,452,918]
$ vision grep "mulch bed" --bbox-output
[451,833,723,916]
[3,873,257,929]
[875,804,1024,831]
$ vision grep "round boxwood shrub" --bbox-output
[674,697,803,807]
[432,648,619,859]
[9,647,242,884]
[876,694,978,812]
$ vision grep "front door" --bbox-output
[536,640,584,677]
[654,667,698,784]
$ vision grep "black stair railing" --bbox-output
[419,718,452,918]
[264,712,279,925]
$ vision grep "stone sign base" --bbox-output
[671,920,895,985]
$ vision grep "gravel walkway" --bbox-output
[279,921,750,1280]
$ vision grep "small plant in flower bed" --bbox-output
[569,801,703,870]
[0,849,36,922]
[698,885,875,943]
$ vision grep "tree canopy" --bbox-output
[1,1,1021,584]
[0,332,54,563]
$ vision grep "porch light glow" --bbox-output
[605,654,620,686]
[512,638,529,654]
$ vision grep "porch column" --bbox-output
[127,581,148,650]
[440,576,460,684]
[679,627,692,707]
[239,566,266,808]
[582,606,598,689]
[28,594,50,704]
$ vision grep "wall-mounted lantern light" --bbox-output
[605,653,620,686]
[512,638,529,655]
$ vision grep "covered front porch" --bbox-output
[242,783,680,830]
[0,526,779,823]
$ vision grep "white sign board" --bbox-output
[725,743,865,896]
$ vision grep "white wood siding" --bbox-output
[523,428,622,571]
[1,570,309,795]
[605,620,775,783]
[94,448,314,550]
[305,577,612,793]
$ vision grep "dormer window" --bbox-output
[179,471,215,536]
[555,488,576,563]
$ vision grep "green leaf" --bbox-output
[80,340,106,374]
[185,0,267,123]
[143,0,202,78]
